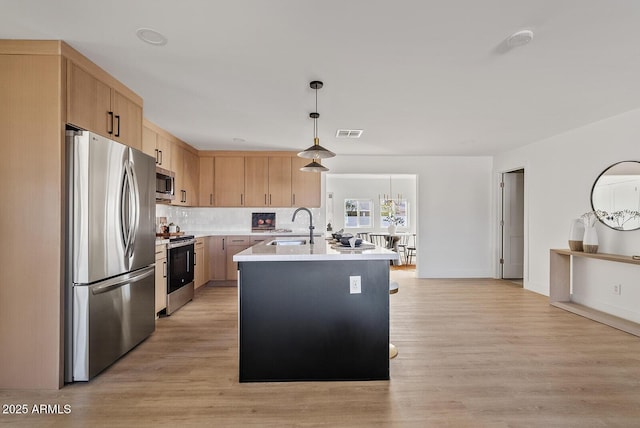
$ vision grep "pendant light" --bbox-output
[298,81,335,172]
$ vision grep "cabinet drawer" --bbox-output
[227,236,250,245]
[155,245,166,261]
[195,237,205,248]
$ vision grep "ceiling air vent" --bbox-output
[336,129,363,138]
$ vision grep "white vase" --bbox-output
[388,224,397,235]
[583,226,598,253]
[568,218,584,251]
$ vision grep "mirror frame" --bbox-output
[590,160,640,231]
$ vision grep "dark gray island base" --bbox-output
[238,259,390,382]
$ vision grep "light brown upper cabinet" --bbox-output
[142,122,172,169]
[172,144,199,206]
[291,157,321,207]
[268,157,292,206]
[67,61,142,150]
[214,157,245,206]
[244,157,269,206]
[183,149,199,206]
[199,157,215,207]
[245,156,293,207]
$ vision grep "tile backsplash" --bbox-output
[156,205,325,234]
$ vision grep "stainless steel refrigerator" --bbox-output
[65,129,156,382]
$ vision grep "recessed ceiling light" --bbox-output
[506,29,534,48]
[136,28,168,46]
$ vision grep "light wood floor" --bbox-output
[3,272,640,427]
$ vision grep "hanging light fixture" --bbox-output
[298,80,334,172]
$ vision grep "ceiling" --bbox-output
[3,0,640,156]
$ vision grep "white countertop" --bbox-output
[155,230,321,246]
[233,239,398,262]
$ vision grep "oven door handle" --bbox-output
[91,266,155,295]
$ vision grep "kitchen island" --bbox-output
[234,238,398,382]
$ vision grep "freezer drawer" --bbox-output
[72,266,155,381]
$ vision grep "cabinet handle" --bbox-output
[154,149,159,164]
[222,238,225,251]
[114,115,121,137]
[269,194,272,205]
[194,252,197,266]
[264,194,267,205]
[292,194,296,205]
[210,194,213,205]
[241,194,243,205]
[107,111,114,135]
[162,261,167,278]
[158,150,163,165]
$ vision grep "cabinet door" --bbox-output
[194,238,206,289]
[154,246,167,314]
[199,157,215,206]
[245,157,269,207]
[183,150,199,206]
[171,144,185,206]
[67,61,111,137]
[214,157,245,206]
[112,90,142,150]
[208,236,227,281]
[268,157,292,207]
[291,157,321,207]
[156,134,172,170]
[142,125,158,161]
[225,236,251,281]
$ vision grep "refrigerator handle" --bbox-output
[126,160,140,258]
[120,167,132,256]
[91,266,155,295]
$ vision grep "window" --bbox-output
[345,199,373,228]
[380,199,408,227]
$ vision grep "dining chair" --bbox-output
[396,234,410,264]
[368,234,387,248]
[405,234,417,265]
[356,232,370,242]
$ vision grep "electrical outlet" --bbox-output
[349,276,361,294]
[613,284,622,295]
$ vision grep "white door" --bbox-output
[502,171,524,279]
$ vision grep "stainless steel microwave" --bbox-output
[156,167,175,201]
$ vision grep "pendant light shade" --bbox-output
[298,81,335,167]
[300,158,329,172]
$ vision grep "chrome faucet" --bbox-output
[292,207,314,244]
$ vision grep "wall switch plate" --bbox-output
[350,276,361,294]
[613,284,622,295]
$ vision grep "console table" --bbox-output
[549,249,640,336]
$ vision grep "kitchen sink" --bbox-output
[267,239,307,246]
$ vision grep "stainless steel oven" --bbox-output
[166,235,195,314]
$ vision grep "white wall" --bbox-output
[326,174,417,235]
[493,108,640,319]
[323,155,494,278]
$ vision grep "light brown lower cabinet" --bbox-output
[225,236,252,281]
[194,238,208,289]
[155,245,167,314]
[208,236,227,281]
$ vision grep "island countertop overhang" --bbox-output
[233,239,399,262]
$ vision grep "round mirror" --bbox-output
[591,161,640,231]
